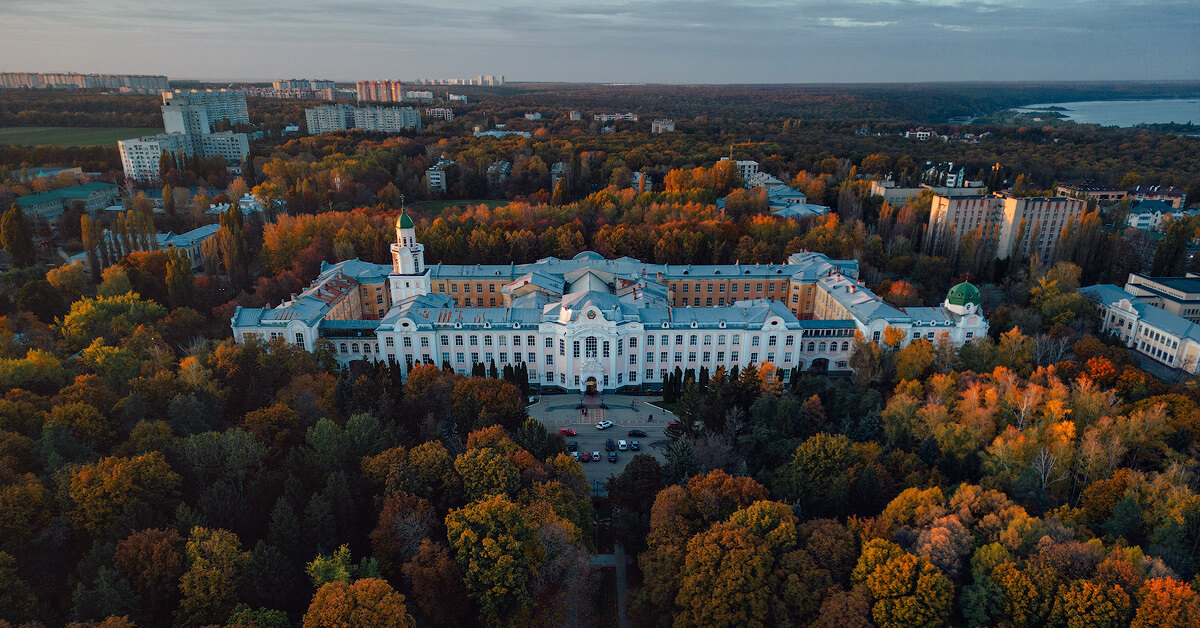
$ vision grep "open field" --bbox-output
[0,126,162,146]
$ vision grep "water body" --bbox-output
[1016,99,1200,127]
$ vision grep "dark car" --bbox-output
[608,451,618,463]
[605,438,616,451]
[627,429,647,437]
[630,440,640,451]
[567,441,578,452]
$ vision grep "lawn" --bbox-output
[0,126,163,147]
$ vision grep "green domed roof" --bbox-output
[947,282,981,307]
[397,209,414,229]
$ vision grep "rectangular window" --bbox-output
[513,335,522,346]
[527,352,535,363]
[646,352,654,363]
[629,354,637,365]
[706,298,713,306]
[559,339,565,356]
[629,337,638,348]
[545,337,554,348]
[768,335,777,346]
[703,351,710,362]
[470,352,479,363]
[688,352,697,363]
[603,341,611,358]
[455,335,464,346]
[456,352,465,363]
[573,341,581,358]
[469,335,478,346]
[731,284,738,293]
[717,351,725,361]
[484,336,493,346]
[421,337,430,347]
[294,333,304,346]
[752,336,760,347]
[545,355,553,365]
[785,336,794,346]
[647,336,655,346]
[442,352,450,364]
[617,373,623,384]
[731,351,739,362]
[629,370,637,382]
[646,369,654,380]
[389,337,398,347]
[750,352,758,363]
[689,335,697,346]
[707,284,713,293]
[674,352,683,363]
[732,335,741,345]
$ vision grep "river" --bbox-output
[1015,98,1200,127]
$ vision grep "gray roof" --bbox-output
[1080,283,1136,305]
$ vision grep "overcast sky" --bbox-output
[1,0,1197,83]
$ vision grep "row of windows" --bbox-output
[678,282,782,294]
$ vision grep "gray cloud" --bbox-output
[0,0,1195,82]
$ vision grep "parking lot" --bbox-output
[529,393,677,493]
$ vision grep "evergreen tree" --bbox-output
[1,203,36,267]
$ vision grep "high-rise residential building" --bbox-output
[305,105,422,134]
[119,90,250,182]
[162,89,249,128]
[356,80,406,103]
[0,72,168,93]
[928,193,1085,264]
[274,79,335,90]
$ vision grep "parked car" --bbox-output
[631,440,640,451]
[618,439,628,451]
[571,451,580,462]
[608,451,618,463]
[559,428,576,437]
[567,441,577,452]
[595,420,614,430]
[591,451,601,462]
[579,452,590,462]
[605,438,616,451]
[666,421,682,430]
[627,429,647,437]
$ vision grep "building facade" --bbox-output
[1082,284,1200,375]
[15,182,120,224]
[1124,274,1200,322]
[305,105,422,134]
[119,90,250,182]
[231,214,988,392]
[0,72,167,93]
[928,193,1085,264]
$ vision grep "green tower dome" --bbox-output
[946,282,981,307]
[397,209,414,229]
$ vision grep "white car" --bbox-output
[617,439,628,451]
[595,420,614,430]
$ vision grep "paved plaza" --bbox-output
[529,393,677,493]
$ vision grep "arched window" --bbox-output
[818,342,826,352]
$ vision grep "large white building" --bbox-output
[231,214,988,393]
[1082,284,1200,375]
[928,193,1085,264]
[119,90,250,182]
[305,104,422,134]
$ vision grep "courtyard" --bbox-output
[529,393,678,494]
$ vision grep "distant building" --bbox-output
[651,119,675,133]
[904,128,933,140]
[0,72,167,93]
[928,193,1085,264]
[773,203,830,219]
[448,93,468,103]
[163,89,250,129]
[426,107,454,122]
[719,157,759,182]
[594,113,638,122]
[427,156,455,193]
[246,86,335,101]
[356,80,405,103]
[1125,200,1197,231]
[1129,185,1187,209]
[1056,181,1128,204]
[1082,283,1200,375]
[631,171,652,191]
[274,79,335,90]
[487,160,511,193]
[305,104,421,134]
[119,90,251,182]
[551,162,570,190]
[473,129,531,139]
[524,112,542,120]
[569,110,583,121]
[15,182,120,224]
[1125,274,1200,322]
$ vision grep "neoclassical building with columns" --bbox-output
[231,211,988,393]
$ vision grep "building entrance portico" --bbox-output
[584,376,598,395]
